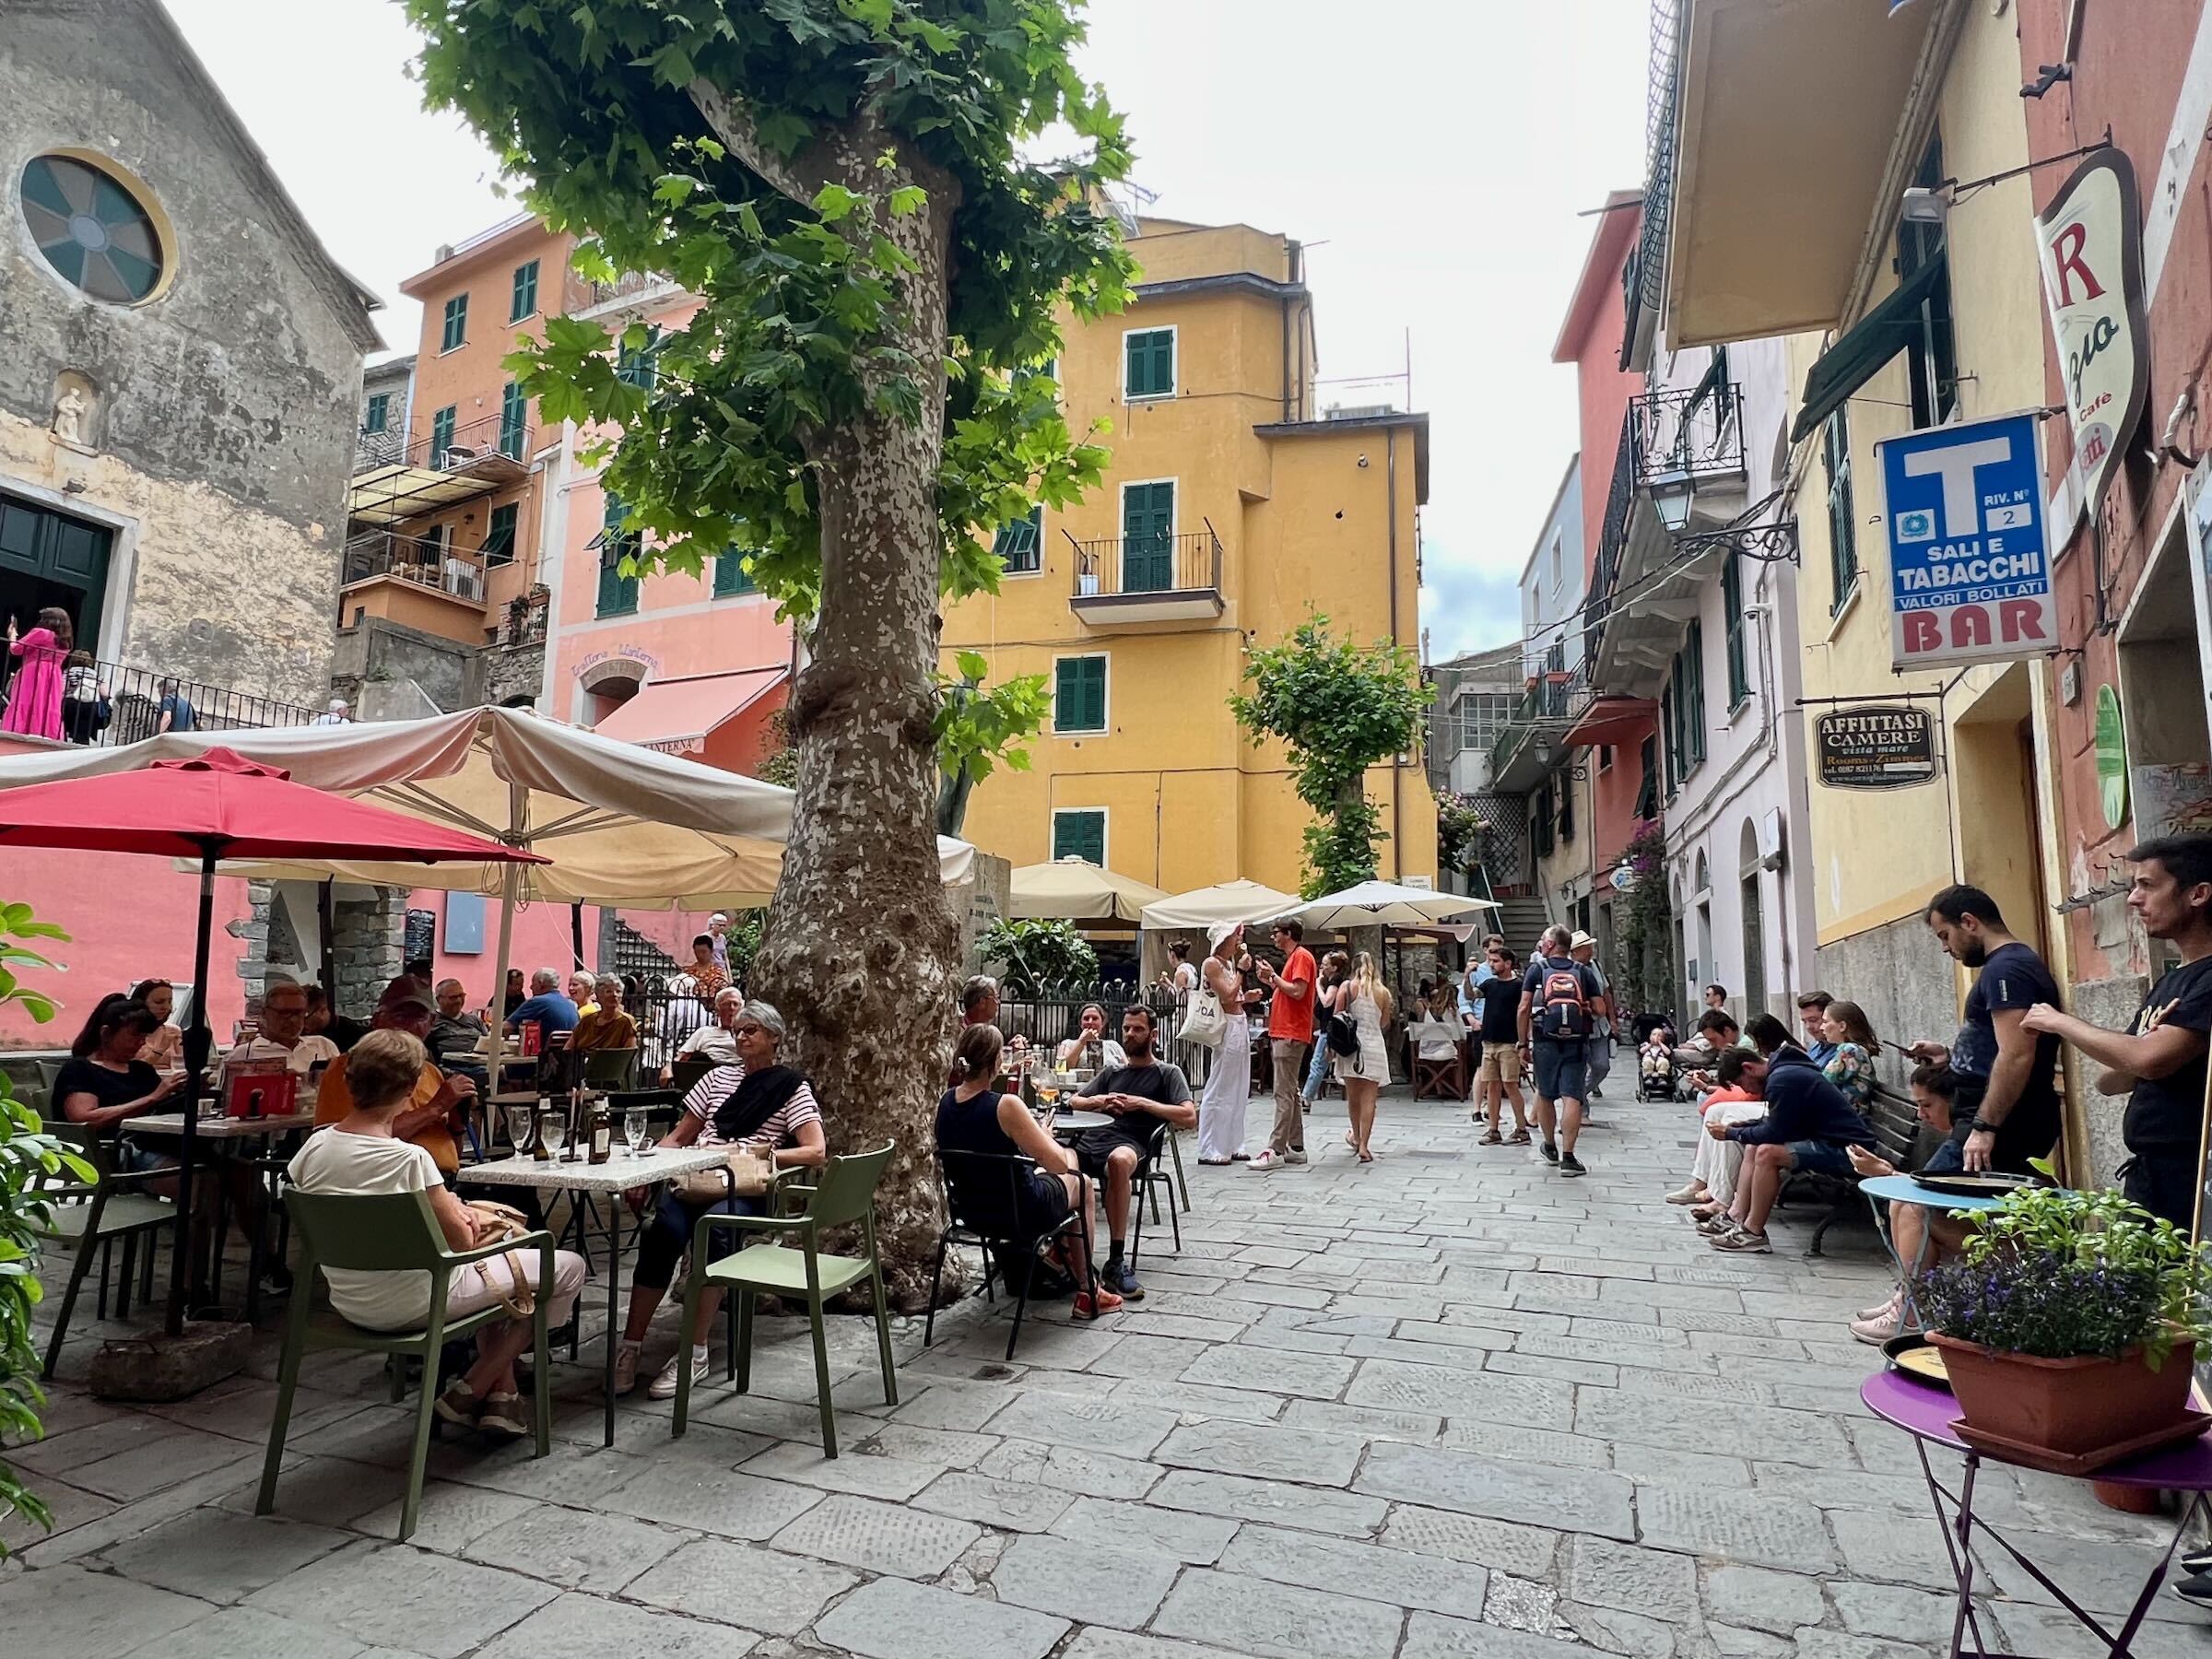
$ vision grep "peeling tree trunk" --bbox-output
[750,128,961,1308]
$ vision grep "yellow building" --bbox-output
[940,217,1436,896]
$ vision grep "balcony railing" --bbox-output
[1620,0,1684,370]
[1488,660,1598,782]
[354,407,536,476]
[4,654,321,750]
[1588,381,1743,656]
[1069,528,1223,601]
[342,530,487,603]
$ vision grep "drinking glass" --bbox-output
[504,1101,532,1152]
[623,1107,648,1157]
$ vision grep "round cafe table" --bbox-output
[1862,1369,2212,1656]
[1047,1110,1114,1137]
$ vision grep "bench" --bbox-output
[1776,1079,1924,1257]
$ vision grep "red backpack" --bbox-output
[1536,959,1592,1041]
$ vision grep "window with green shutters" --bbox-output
[441,293,468,352]
[362,393,390,435]
[1667,620,1707,784]
[1052,808,1106,865]
[1124,328,1175,399]
[1722,550,1749,708]
[1824,409,1857,612]
[617,325,661,390]
[597,495,639,617]
[511,259,539,322]
[993,506,1042,574]
[499,381,527,457]
[429,405,456,459]
[713,551,757,596]
[1053,655,1107,733]
[481,502,518,568]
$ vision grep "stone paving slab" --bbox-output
[15,1081,2206,1658]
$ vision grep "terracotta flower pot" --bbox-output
[1928,1333,2197,1465]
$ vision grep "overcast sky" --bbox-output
[167,0,1648,659]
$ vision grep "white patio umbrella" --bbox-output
[1138,877,1302,933]
[1293,879,1500,931]
[1009,857,1166,924]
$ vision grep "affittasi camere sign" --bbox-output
[1815,705,1937,790]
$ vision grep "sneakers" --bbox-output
[1849,1309,1901,1345]
[1539,1141,1559,1165]
[1073,1286,1124,1320]
[1106,1259,1144,1301]
[1665,1182,1707,1206]
[1251,1149,1282,1171]
[432,1381,480,1428]
[2175,1571,2212,1606]
[1507,1128,1532,1145]
[1709,1227,1771,1253]
[1477,1130,1503,1146]
[1697,1212,1742,1237]
[478,1393,528,1438]
[613,1343,641,1397]
[1283,1149,1309,1165]
[1559,1152,1586,1178]
[648,1347,706,1401]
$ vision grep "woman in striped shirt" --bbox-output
[613,1000,827,1400]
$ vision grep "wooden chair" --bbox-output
[925,1147,1087,1361]
[257,1188,555,1541]
[1413,1052,1467,1101]
[30,1122,177,1379]
[671,1144,898,1456]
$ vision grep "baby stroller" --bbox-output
[1637,1034,1680,1102]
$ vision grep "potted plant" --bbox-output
[1917,1170,2212,1471]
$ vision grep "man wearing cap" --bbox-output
[1570,931,1615,1106]
[313,976,476,1177]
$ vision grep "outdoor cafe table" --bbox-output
[125,1109,318,1321]
[1858,1174,2010,1327]
[1047,1110,1114,1137]
[1862,1369,2212,1656]
[456,1143,731,1447]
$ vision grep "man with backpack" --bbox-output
[1519,924,1608,1177]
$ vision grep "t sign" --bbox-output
[1878,412,2053,672]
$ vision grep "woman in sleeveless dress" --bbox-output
[1196,921,1250,1164]
[1332,951,1394,1163]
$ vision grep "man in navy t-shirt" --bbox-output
[1518,924,1607,1178]
[1904,885,2062,1175]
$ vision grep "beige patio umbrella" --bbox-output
[1138,877,1303,933]
[1293,879,1500,931]
[1009,856,1166,924]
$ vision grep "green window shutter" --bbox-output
[1723,552,1748,706]
[1055,656,1105,733]
[429,405,456,459]
[1125,329,1173,398]
[362,394,389,435]
[992,506,1042,574]
[714,551,757,596]
[482,502,518,568]
[1824,410,1858,612]
[1685,619,1706,762]
[511,259,539,321]
[618,325,661,390]
[499,381,527,458]
[597,493,639,616]
[441,293,468,352]
[1053,810,1106,865]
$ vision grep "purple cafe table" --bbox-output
[1862,1369,2212,1656]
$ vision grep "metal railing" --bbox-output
[1589,381,1741,659]
[1489,657,1598,780]
[342,529,488,602]
[354,407,536,475]
[14,654,322,749]
[1621,0,1684,370]
[1069,525,1224,600]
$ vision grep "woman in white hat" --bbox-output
[1195,920,1251,1164]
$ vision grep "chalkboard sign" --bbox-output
[1815,705,1937,790]
[404,908,436,966]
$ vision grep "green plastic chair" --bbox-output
[671,1143,898,1456]
[30,1122,177,1379]
[257,1188,556,1542]
[582,1048,640,1092]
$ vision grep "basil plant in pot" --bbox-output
[1918,1169,2212,1468]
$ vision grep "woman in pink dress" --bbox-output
[2,606,72,741]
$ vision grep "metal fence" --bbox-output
[12,655,323,748]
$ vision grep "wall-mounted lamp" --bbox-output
[1900,183,1954,225]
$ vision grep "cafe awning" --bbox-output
[1788,254,1947,441]
[591,666,788,757]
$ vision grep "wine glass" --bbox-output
[1035,1071,1061,1115]
[623,1107,648,1158]
[504,1100,532,1152]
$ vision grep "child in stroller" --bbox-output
[1638,1025,1680,1101]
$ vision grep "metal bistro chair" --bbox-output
[582,1047,641,1093]
[671,1144,898,1457]
[668,1055,718,1099]
[31,1123,177,1379]
[1126,1116,1181,1265]
[257,1188,556,1542]
[926,1146,1088,1361]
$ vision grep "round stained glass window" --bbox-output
[19,155,166,304]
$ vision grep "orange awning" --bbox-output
[593,666,787,756]
[1564,696,1658,752]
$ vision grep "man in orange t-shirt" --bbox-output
[1253,918,1318,1170]
[313,977,471,1176]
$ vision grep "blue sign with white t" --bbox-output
[1877,411,2054,670]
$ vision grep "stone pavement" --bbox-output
[4,1080,2207,1657]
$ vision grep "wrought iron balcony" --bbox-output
[352,408,536,478]
[342,529,488,604]
[1067,524,1225,628]
[1488,660,1598,794]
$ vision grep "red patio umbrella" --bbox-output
[0,748,547,1333]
